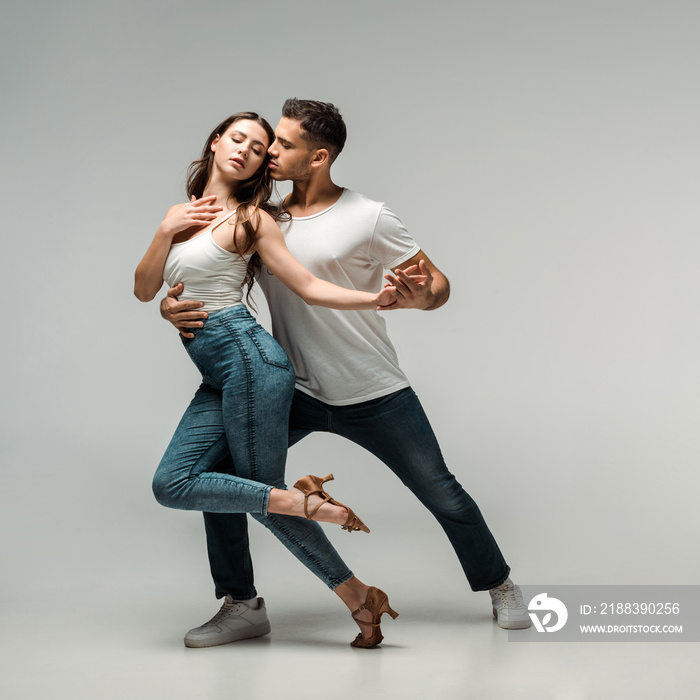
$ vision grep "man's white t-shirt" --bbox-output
[258,188,420,406]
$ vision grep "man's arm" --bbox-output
[160,283,208,338]
[382,249,450,311]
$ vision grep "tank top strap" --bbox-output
[211,208,238,232]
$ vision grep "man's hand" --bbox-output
[160,283,207,338]
[382,260,435,310]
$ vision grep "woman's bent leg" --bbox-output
[152,383,272,514]
[158,307,353,590]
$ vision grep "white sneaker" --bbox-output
[184,596,271,648]
[489,579,531,630]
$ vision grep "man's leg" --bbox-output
[297,386,530,628]
[202,459,256,599]
[291,388,509,590]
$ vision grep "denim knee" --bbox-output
[152,467,178,509]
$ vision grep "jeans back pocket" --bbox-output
[246,326,291,369]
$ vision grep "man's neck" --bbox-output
[285,174,344,218]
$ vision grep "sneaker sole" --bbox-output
[493,609,532,630]
[184,620,272,648]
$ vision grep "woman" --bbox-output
[135,112,397,648]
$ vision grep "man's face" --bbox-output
[267,117,314,182]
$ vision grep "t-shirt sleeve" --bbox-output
[368,205,421,269]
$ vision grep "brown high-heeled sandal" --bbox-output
[293,473,370,533]
[350,586,399,648]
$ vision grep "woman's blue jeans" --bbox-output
[152,304,353,590]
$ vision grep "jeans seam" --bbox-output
[261,485,272,514]
[193,474,268,514]
[226,320,258,484]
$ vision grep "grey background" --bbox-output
[1,1,699,698]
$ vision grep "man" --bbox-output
[161,99,530,646]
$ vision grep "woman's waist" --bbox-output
[177,287,246,313]
[194,301,256,329]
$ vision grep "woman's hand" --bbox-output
[375,285,398,309]
[134,196,221,302]
[160,195,223,237]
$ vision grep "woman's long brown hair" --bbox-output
[186,112,286,303]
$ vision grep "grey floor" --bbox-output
[3,434,699,699]
[4,583,697,700]
[3,507,698,700]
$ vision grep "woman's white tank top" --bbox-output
[163,209,252,312]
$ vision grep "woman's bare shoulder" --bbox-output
[166,202,186,215]
[244,207,280,235]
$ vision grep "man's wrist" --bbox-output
[419,289,437,310]
[422,284,450,310]
[159,298,171,319]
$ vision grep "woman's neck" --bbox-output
[203,174,239,211]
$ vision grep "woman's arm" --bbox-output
[255,213,396,310]
[134,196,221,302]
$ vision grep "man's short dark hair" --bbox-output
[282,98,347,162]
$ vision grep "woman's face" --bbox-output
[211,119,270,182]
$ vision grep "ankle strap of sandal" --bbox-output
[304,492,331,520]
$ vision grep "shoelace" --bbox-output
[493,584,524,608]
[206,601,244,625]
